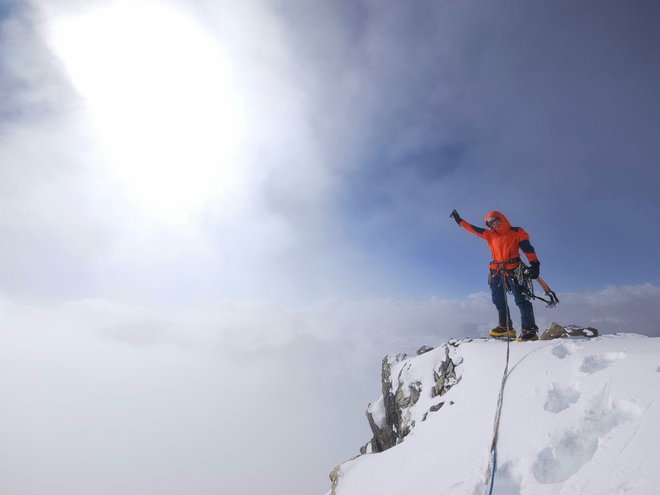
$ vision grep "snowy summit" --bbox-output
[326,332,660,495]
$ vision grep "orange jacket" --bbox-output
[458,210,539,270]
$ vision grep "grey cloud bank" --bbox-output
[2,284,660,494]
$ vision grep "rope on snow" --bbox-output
[483,271,512,495]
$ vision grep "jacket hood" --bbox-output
[484,210,511,232]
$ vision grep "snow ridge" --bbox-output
[327,334,660,495]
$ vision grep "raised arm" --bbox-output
[450,209,488,239]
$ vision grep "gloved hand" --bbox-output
[450,209,462,225]
[525,260,540,279]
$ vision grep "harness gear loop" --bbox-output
[490,257,521,266]
[489,261,518,293]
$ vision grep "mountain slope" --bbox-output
[327,334,660,495]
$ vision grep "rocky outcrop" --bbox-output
[328,465,341,495]
[364,341,463,454]
[431,344,460,398]
[363,353,407,453]
[417,345,434,355]
[541,322,599,340]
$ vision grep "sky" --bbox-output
[1,0,660,494]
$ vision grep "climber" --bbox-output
[450,209,541,342]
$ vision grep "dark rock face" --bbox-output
[364,353,407,453]
[364,342,463,453]
[432,345,460,398]
[417,345,434,355]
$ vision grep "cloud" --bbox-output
[0,3,72,122]
[1,0,399,304]
[2,284,659,494]
[4,0,658,306]
[556,284,660,334]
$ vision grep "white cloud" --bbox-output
[1,284,659,494]
[0,0,392,305]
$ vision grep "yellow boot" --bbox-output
[489,325,516,339]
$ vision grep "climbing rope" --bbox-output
[483,267,556,493]
[484,269,512,495]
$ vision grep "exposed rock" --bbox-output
[396,379,422,409]
[329,465,341,495]
[365,353,408,453]
[541,322,567,340]
[565,324,598,338]
[333,340,466,492]
[393,377,422,440]
[431,345,462,398]
[364,343,463,454]
[417,345,434,355]
[541,322,599,340]
[365,404,391,453]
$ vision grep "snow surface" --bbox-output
[327,334,660,495]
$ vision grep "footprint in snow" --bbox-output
[552,344,570,359]
[551,341,581,360]
[544,384,580,413]
[533,387,641,484]
[580,352,626,374]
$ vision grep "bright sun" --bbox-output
[47,0,245,221]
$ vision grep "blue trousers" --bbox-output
[489,272,536,330]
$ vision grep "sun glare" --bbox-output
[47,0,245,221]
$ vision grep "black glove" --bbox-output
[450,209,462,225]
[525,261,540,279]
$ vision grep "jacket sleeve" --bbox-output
[518,228,539,263]
[459,219,489,239]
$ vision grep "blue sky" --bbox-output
[267,0,660,299]
[1,1,660,494]
[313,0,660,298]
